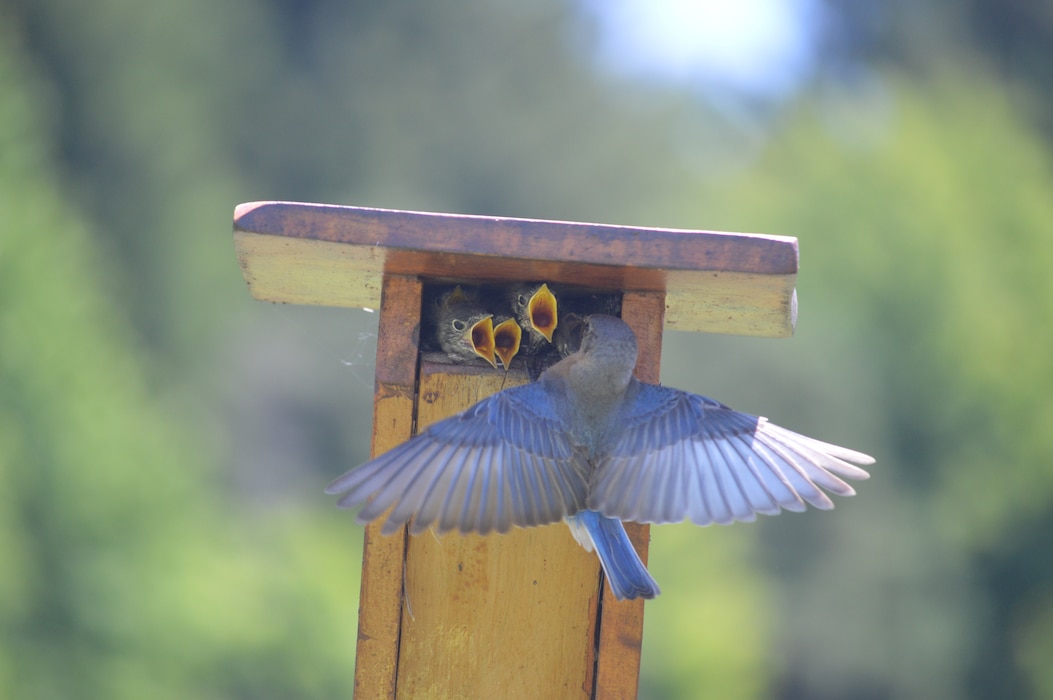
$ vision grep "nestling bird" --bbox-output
[428,285,498,368]
[326,315,874,600]
[509,282,558,349]
[528,310,587,380]
[521,287,619,379]
[551,311,585,357]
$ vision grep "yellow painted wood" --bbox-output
[233,201,798,337]
[397,365,601,700]
[233,231,385,310]
[593,291,665,700]
[354,275,420,698]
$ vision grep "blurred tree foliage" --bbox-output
[0,19,363,698]
[821,0,1053,137]
[664,73,1053,699]
[3,0,1053,698]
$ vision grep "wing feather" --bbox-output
[589,382,872,525]
[327,381,589,535]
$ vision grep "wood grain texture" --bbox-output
[592,291,666,700]
[396,364,601,699]
[233,201,798,337]
[354,275,421,699]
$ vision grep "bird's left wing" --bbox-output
[588,382,874,526]
[326,382,590,536]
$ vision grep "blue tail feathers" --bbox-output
[566,510,660,600]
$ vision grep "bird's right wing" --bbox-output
[325,381,590,536]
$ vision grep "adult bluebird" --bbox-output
[326,315,874,599]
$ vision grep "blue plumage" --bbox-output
[326,315,873,599]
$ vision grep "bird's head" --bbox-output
[512,283,558,342]
[577,314,638,382]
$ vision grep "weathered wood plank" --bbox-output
[397,364,600,699]
[233,201,798,337]
[592,291,666,699]
[354,275,421,698]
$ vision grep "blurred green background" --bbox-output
[3,0,1052,697]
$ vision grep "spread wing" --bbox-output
[326,381,589,536]
[588,382,874,526]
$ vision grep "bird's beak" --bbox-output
[468,316,498,369]
[447,285,470,305]
[492,318,523,370]
[528,283,558,342]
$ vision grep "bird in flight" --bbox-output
[327,314,874,600]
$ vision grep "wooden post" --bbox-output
[232,201,798,698]
[355,274,420,696]
[594,290,665,700]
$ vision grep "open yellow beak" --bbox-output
[492,318,523,370]
[528,283,558,343]
[468,316,497,369]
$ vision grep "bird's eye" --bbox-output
[452,319,467,332]
[517,294,528,306]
